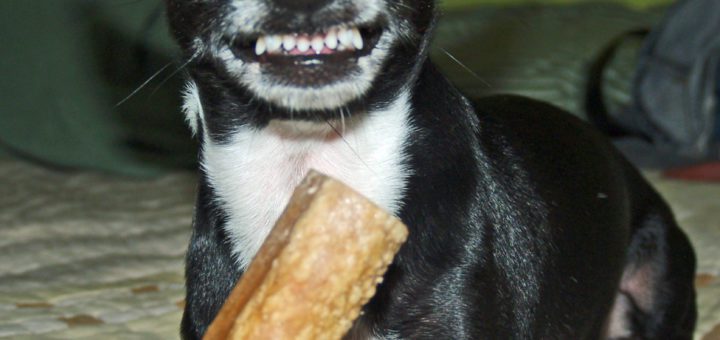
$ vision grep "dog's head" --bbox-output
[166,0,436,128]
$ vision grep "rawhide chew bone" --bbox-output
[204,171,409,340]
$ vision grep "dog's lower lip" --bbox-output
[257,52,359,68]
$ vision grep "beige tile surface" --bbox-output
[0,161,717,339]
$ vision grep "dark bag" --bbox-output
[587,0,720,163]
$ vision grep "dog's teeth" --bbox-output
[325,28,338,50]
[338,27,354,48]
[252,26,362,56]
[311,36,324,54]
[282,35,296,51]
[297,36,310,52]
[255,36,267,55]
[266,35,282,53]
[351,28,363,50]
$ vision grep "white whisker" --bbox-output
[439,47,491,88]
[115,62,173,107]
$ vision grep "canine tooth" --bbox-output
[266,35,282,52]
[338,27,353,47]
[311,36,324,53]
[325,28,338,49]
[255,36,267,55]
[297,36,310,52]
[351,27,363,50]
[282,35,296,51]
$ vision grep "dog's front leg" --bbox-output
[181,184,243,340]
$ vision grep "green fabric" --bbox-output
[0,1,666,177]
[0,0,194,177]
[431,4,662,116]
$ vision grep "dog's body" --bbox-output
[165,0,697,338]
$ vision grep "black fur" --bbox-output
[165,0,697,339]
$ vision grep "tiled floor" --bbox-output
[0,159,718,339]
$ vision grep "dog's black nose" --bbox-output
[270,0,332,12]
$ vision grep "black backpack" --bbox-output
[587,0,720,166]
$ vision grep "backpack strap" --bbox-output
[585,29,651,141]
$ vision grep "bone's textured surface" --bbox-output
[206,172,408,340]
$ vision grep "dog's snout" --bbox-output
[270,0,333,12]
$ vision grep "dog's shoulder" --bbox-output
[472,94,586,130]
[470,94,631,208]
[471,94,614,155]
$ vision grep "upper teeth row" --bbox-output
[255,27,364,55]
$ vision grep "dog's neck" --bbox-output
[194,88,414,269]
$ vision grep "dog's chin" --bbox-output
[216,21,393,114]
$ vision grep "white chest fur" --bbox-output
[201,92,413,269]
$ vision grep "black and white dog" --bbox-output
[164,0,697,338]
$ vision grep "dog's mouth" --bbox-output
[228,23,383,64]
[215,14,393,111]
[223,21,385,89]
